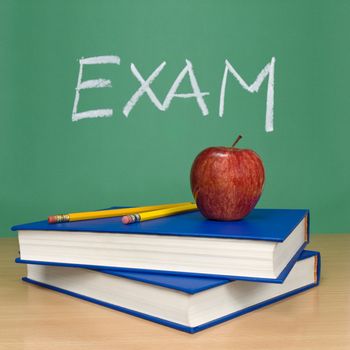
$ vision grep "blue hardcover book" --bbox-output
[18,250,320,333]
[12,208,309,282]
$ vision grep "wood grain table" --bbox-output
[0,235,349,350]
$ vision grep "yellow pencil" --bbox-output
[48,202,193,224]
[121,203,198,224]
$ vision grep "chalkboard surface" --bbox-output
[1,0,349,236]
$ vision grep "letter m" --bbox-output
[219,57,275,132]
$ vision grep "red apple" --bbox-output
[190,135,265,221]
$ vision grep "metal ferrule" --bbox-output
[129,214,141,223]
[54,214,70,223]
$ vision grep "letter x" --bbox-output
[123,62,166,117]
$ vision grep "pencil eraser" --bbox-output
[48,216,56,224]
[122,216,131,224]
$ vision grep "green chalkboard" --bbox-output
[1,0,349,236]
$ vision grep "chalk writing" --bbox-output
[72,55,275,132]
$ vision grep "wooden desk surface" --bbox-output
[0,235,349,350]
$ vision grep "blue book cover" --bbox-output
[12,208,310,283]
[12,208,308,242]
[18,250,320,333]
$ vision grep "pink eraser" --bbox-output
[122,216,131,224]
[48,216,56,224]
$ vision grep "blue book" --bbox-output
[12,208,309,282]
[17,250,320,333]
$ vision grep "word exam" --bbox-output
[72,55,276,132]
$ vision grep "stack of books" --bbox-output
[12,208,320,333]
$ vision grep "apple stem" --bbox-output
[232,135,242,148]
